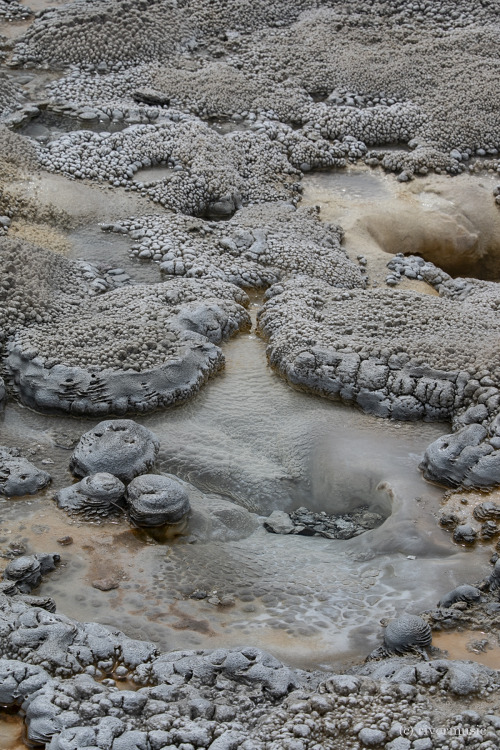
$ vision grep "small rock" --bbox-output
[92,578,119,591]
[57,536,73,546]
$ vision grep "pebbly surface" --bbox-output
[1,1,500,748]
[4,275,250,415]
[36,119,302,216]
[1,591,500,749]
[2,552,60,594]
[0,235,126,358]
[15,0,499,180]
[0,0,31,23]
[102,202,365,289]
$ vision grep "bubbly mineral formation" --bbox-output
[126,474,191,528]
[103,201,364,289]
[54,473,126,520]
[258,275,500,488]
[69,420,160,482]
[1,592,500,749]
[0,446,51,497]
[5,277,250,415]
[1,0,500,746]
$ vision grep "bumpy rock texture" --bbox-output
[2,1,500,746]
[70,420,160,482]
[5,274,250,415]
[103,202,364,289]
[1,593,500,750]
[0,446,51,497]
[258,274,500,488]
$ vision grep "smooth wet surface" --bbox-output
[302,167,500,283]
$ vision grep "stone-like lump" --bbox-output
[0,446,51,497]
[70,420,160,483]
[383,614,432,655]
[126,474,191,528]
[54,473,126,519]
[437,584,481,608]
[2,553,60,594]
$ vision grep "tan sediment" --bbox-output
[0,713,26,750]
[301,167,500,288]
[433,630,500,670]
[9,220,70,255]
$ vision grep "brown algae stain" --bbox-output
[0,713,28,750]
[433,630,500,669]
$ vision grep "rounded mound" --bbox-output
[126,474,191,528]
[69,420,160,483]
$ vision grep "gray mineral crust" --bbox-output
[70,420,160,482]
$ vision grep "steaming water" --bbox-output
[1,162,497,669]
[0,297,490,670]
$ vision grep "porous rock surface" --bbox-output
[5,276,250,415]
[0,445,51,497]
[258,275,500,488]
[69,421,160,482]
[24,0,500,176]
[0,0,31,22]
[0,236,111,350]
[1,593,500,750]
[104,202,364,289]
[36,119,306,217]
[1,1,500,746]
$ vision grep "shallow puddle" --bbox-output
[433,630,500,670]
[0,713,28,750]
[133,165,175,183]
[69,223,161,283]
[21,111,127,143]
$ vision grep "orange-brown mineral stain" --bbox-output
[433,630,500,669]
